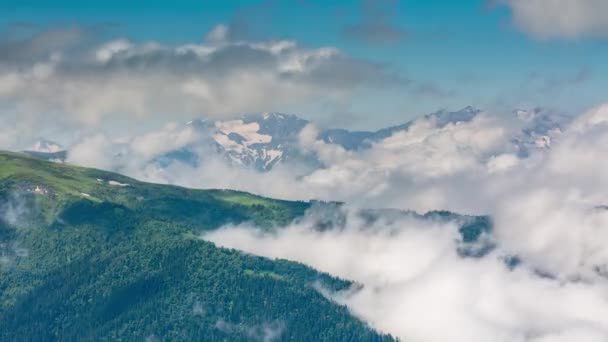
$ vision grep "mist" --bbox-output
[202,206,608,342]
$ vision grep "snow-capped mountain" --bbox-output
[152,107,485,172]
[511,108,567,156]
[30,107,566,172]
[167,113,313,171]
[203,112,309,170]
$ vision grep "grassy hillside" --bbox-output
[0,152,394,341]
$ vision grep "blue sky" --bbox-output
[1,0,607,128]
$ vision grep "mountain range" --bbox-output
[24,107,566,172]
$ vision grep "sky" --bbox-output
[1,0,607,131]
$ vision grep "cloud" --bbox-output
[67,134,119,170]
[0,24,405,146]
[0,192,34,269]
[203,206,608,342]
[215,319,285,342]
[0,26,83,65]
[497,0,608,39]
[343,0,407,44]
[0,192,30,227]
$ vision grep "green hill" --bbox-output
[0,152,394,341]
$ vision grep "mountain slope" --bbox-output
[27,107,566,176]
[0,152,394,341]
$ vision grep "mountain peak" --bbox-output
[425,106,482,126]
[242,112,304,123]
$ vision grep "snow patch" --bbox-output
[263,149,283,167]
[108,180,130,187]
[215,120,272,146]
[213,133,246,153]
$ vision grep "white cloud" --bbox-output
[94,39,133,63]
[205,24,230,44]
[203,207,608,342]
[499,0,608,39]
[486,153,519,173]
[130,123,200,159]
[0,25,402,145]
[67,134,119,170]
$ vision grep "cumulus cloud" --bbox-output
[292,113,521,213]
[497,0,608,39]
[0,24,404,148]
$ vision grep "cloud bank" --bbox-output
[498,0,608,39]
[203,206,608,342]
[0,24,403,149]
[197,104,608,341]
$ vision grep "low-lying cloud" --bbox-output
[203,206,608,342]
[215,319,285,342]
[191,104,608,341]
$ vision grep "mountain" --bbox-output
[183,113,314,171]
[319,106,482,150]
[31,106,563,173]
[146,106,559,171]
[511,108,566,156]
[152,107,485,172]
[0,151,395,341]
[0,152,494,340]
